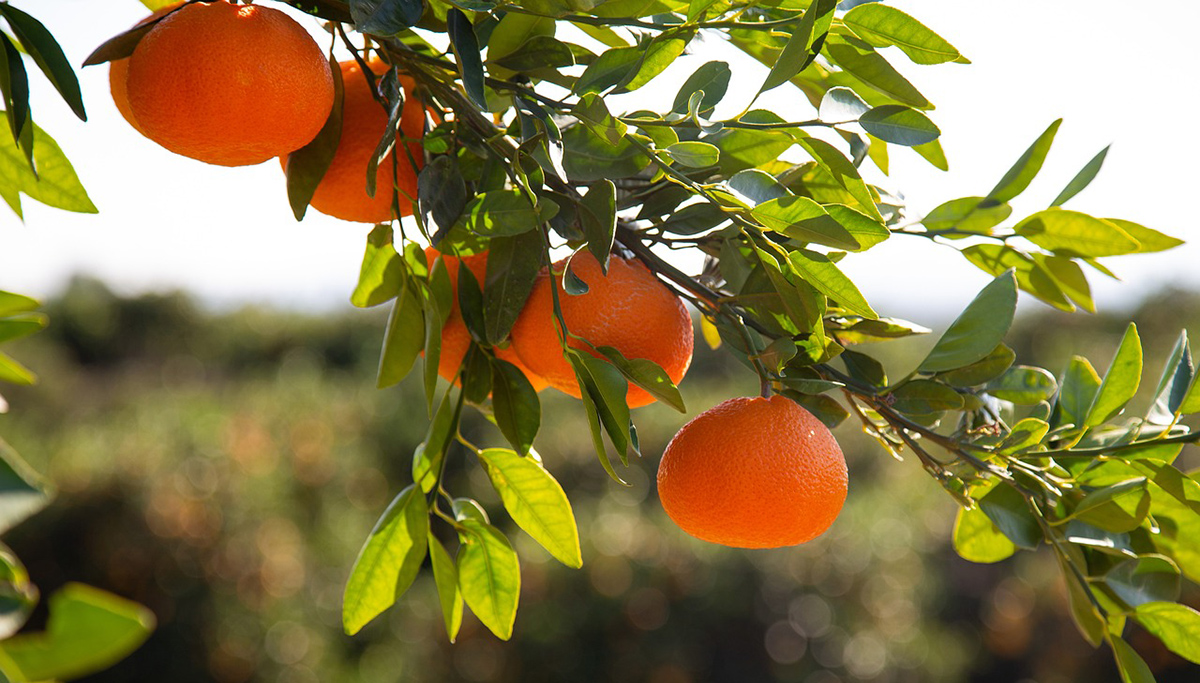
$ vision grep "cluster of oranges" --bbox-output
[109,1,847,550]
[110,0,421,223]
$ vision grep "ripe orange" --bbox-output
[425,248,547,392]
[510,252,693,408]
[286,58,427,223]
[125,0,333,166]
[657,396,848,549]
[108,3,182,135]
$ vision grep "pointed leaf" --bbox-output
[428,534,463,642]
[447,9,485,107]
[0,5,85,120]
[490,358,541,456]
[456,519,520,640]
[342,484,429,635]
[478,448,581,568]
[859,105,940,146]
[1051,145,1109,207]
[919,271,1017,373]
[1086,323,1142,427]
[987,119,1062,203]
[953,505,1016,563]
[1016,209,1140,258]
[786,248,876,318]
[842,3,963,64]
[1134,602,1200,664]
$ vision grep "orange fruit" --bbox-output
[286,57,427,223]
[109,3,183,135]
[425,248,547,392]
[125,1,333,166]
[657,396,848,549]
[510,252,693,408]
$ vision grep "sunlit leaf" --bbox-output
[456,519,520,640]
[342,484,429,635]
[953,505,1015,563]
[919,271,1017,373]
[987,119,1061,203]
[1085,323,1142,427]
[842,3,963,65]
[478,448,581,568]
[1051,145,1109,207]
[428,534,463,642]
[1134,602,1200,664]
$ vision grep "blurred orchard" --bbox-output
[0,278,1195,683]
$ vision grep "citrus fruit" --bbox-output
[656,395,848,549]
[108,3,182,135]
[125,0,334,166]
[510,252,693,408]
[285,57,427,223]
[425,248,547,391]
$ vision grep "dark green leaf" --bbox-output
[478,448,581,567]
[728,169,789,205]
[593,345,686,413]
[0,4,85,120]
[490,359,541,456]
[953,505,1015,563]
[484,230,542,345]
[987,119,1062,203]
[1072,479,1150,533]
[1051,145,1109,207]
[1111,636,1156,683]
[455,190,538,236]
[840,349,887,387]
[793,135,883,220]
[859,105,940,146]
[377,279,424,388]
[286,57,343,221]
[672,61,730,114]
[661,203,728,236]
[81,19,157,67]
[342,485,428,634]
[0,33,29,154]
[939,344,1015,387]
[0,438,49,535]
[1086,323,1142,427]
[987,365,1058,404]
[979,483,1040,549]
[918,271,1017,373]
[784,391,849,428]
[759,0,832,92]
[571,352,631,460]
[888,379,963,416]
[349,0,424,35]
[1148,331,1193,422]
[574,45,639,94]
[571,93,626,146]
[834,316,929,344]
[842,3,963,65]
[491,35,575,71]
[0,584,153,682]
[561,124,651,181]
[579,180,616,271]
[418,155,469,234]
[427,534,463,642]
[618,31,690,93]
[447,9,485,107]
[1105,556,1181,609]
[456,519,520,640]
[1134,601,1200,664]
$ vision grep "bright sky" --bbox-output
[1,0,1197,324]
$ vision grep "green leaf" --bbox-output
[485,12,554,63]
[672,61,730,114]
[859,105,940,146]
[571,93,626,146]
[447,9,486,107]
[918,271,1017,373]
[939,344,1014,387]
[570,352,632,459]
[484,230,543,345]
[666,141,720,168]
[456,519,520,640]
[758,0,834,92]
[490,359,541,456]
[953,505,1016,563]
[728,169,789,205]
[1148,332,1193,423]
[578,180,616,272]
[1105,556,1181,609]
[0,315,42,345]
[913,137,948,170]
[1036,254,1094,312]
[0,352,34,386]
[418,155,468,233]
[349,0,423,35]
[593,345,685,413]
[1111,637,1156,683]
[922,196,1011,235]
[986,365,1058,405]
[1072,479,1151,533]
[1134,602,1200,664]
[1015,209,1140,257]
[0,291,37,318]
[752,196,860,251]
[785,391,849,428]
[0,583,154,681]
[0,545,35,640]
[1051,145,1109,207]
[618,31,690,92]
[455,190,538,237]
[998,418,1049,453]
[842,3,963,65]
[1086,323,1142,427]
[562,124,651,181]
[0,438,50,535]
[572,358,629,485]
[979,483,1040,549]
[824,34,931,109]
[834,316,929,345]
[427,534,463,642]
[413,387,461,493]
[0,113,96,216]
[342,484,429,635]
[284,55,342,221]
[987,119,1062,203]
[478,448,582,568]
[377,278,424,388]
[490,35,575,72]
[351,225,403,308]
[887,379,963,416]
[818,86,869,123]
[0,5,85,121]
[574,45,639,94]
[1056,356,1102,428]
[1105,218,1183,254]
[786,249,877,318]
[824,205,889,250]
[792,135,883,221]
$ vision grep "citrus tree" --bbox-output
[4,0,1200,680]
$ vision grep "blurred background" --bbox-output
[0,278,1197,683]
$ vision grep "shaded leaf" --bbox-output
[0,4,85,120]
[979,483,1040,549]
[0,438,50,535]
[447,9,486,107]
[490,359,541,456]
[987,365,1058,405]
[484,230,542,345]
[427,534,463,642]
[859,105,940,146]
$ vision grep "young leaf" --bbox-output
[1105,218,1182,253]
[0,583,154,682]
[0,113,97,216]
[447,9,486,107]
[842,3,963,65]
[478,448,582,568]
[987,119,1062,203]
[953,505,1016,563]
[490,358,541,456]
[456,519,521,640]
[1085,323,1142,427]
[1133,602,1200,664]
[427,534,463,642]
[918,271,1018,373]
[859,105,940,146]
[0,4,85,121]
[1051,145,1110,207]
[342,484,429,635]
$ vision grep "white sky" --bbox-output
[1,0,1197,323]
